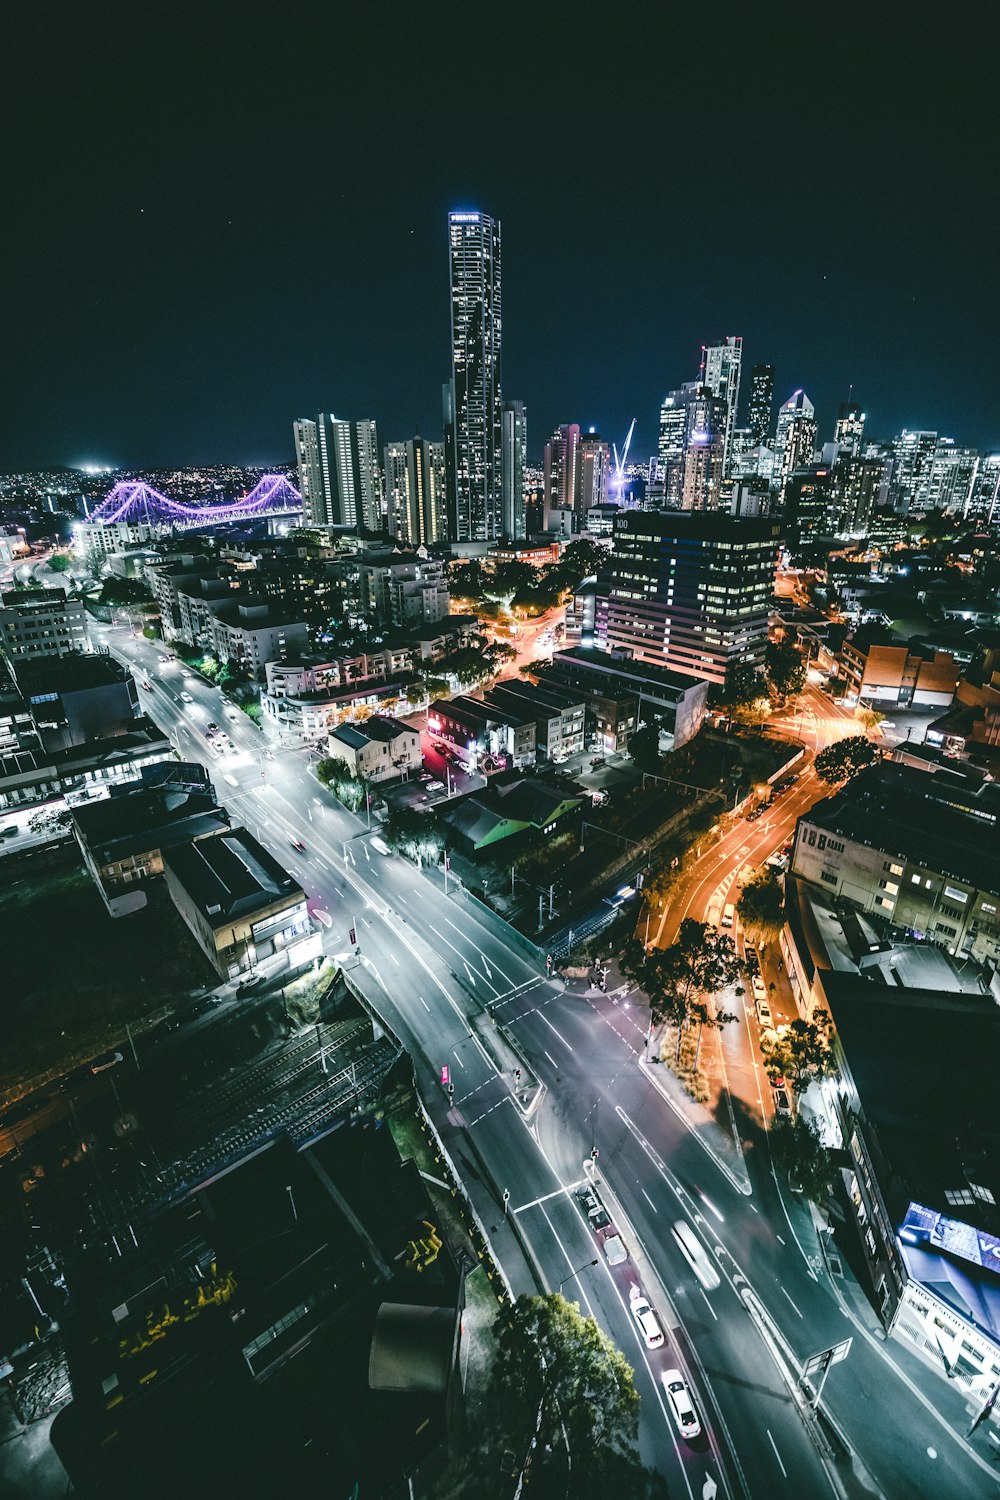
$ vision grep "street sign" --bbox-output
[348,926,356,946]
[441,1065,450,1087]
[802,1337,852,1377]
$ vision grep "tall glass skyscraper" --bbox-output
[747,364,774,448]
[700,336,742,476]
[447,210,503,541]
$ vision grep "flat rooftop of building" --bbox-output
[73,787,228,860]
[0,585,73,608]
[805,760,1000,893]
[485,679,585,716]
[548,645,701,698]
[163,827,302,927]
[435,694,534,731]
[16,651,129,697]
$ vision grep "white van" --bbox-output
[671,1221,720,1290]
[721,903,735,930]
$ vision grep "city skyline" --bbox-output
[4,8,999,471]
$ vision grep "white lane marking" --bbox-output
[748,1202,758,1213]
[641,1187,658,1213]
[780,1287,803,1319]
[776,1233,785,1245]
[452,1050,465,1068]
[390,953,400,966]
[766,1429,788,1479]
[463,961,478,987]
[418,995,431,1012]
[538,1012,574,1052]
[544,1050,558,1068]
[397,893,407,904]
[513,1179,587,1215]
[700,1287,719,1322]
[534,1201,597,1320]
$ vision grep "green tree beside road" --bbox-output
[315,756,367,812]
[814,734,879,784]
[622,918,742,1067]
[765,639,807,699]
[380,806,445,866]
[737,867,786,941]
[761,1011,836,1094]
[769,1115,838,1203]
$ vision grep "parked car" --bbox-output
[629,1285,665,1349]
[237,973,265,994]
[756,997,773,1029]
[751,974,767,1003]
[0,825,19,840]
[661,1370,701,1440]
[773,1087,793,1118]
[370,836,391,855]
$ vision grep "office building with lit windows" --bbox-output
[602,511,778,685]
[384,437,447,547]
[446,210,503,541]
[700,335,742,475]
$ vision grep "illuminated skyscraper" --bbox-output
[578,429,610,517]
[501,400,527,539]
[700,336,742,475]
[543,424,580,528]
[773,391,817,501]
[658,387,693,506]
[834,399,866,457]
[447,210,503,541]
[384,437,447,547]
[747,364,774,448]
[680,390,727,511]
[293,414,381,531]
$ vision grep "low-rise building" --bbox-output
[206,601,309,679]
[0,718,174,812]
[327,716,421,784]
[790,760,1000,965]
[73,775,229,916]
[261,675,425,746]
[16,651,141,751]
[438,777,584,856]
[429,695,536,769]
[162,827,309,979]
[540,646,707,752]
[839,635,959,709]
[0,586,90,665]
[480,680,586,761]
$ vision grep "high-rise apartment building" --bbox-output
[657,383,726,509]
[965,453,1000,525]
[834,399,866,457]
[501,400,527,539]
[384,438,447,548]
[543,424,581,528]
[603,511,778,685]
[578,429,610,517]
[830,455,883,535]
[680,390,727,511]
[293,414,382,531]
[700,336,743,475]
[773,390,817,501]
[882,430,938,514]
[447,209,503,541]
[922,441,979,512]
[747,364,774,448]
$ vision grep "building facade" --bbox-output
[294,414,382,531]
[501,400,527,540]
[0,587,90,664]
[700,336,743,476]
[447,210,503,542]
[603,512,777,686]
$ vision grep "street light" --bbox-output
[558,1258,598,1291]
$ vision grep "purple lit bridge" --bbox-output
[87,474,303,529]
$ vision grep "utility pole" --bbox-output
[548,883,555,919]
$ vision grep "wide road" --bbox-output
[92,624,999,1499]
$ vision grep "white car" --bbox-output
[661,1369,701,1440]
[751,974,767,1003]
[370,835,391,855]
[628,1285,664,1349]
[756,997,774,1029]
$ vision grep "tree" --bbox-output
[486,1294,664,1500]
[760,1010,835,1094]
[98,576,153,607]
[47,553,72,573]
[769,1115,838,1203]
[449,560,485,600]
[622,918,742,1065]
[737,868,786,941]
[814,734,879,784]
[765,640,807,699]
[716,664,771,727]
[854,705,885,732]
[315,756,366,811]
[380,806,444,866]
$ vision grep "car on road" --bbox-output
[222,773,239,788]
[602,1232,627,1265]
[671,1221,720,1290]
[180,691,193,703]
[720,903,735,930]
[773,1087,793,1118]
[237,973,265,994]
[370,835,391,855]
[289,837,306,853]
[755,997,773,1028]
[746,802,769,822]
[141,680,152,690]
[310,905,333,929]
[661,1370,701,1440]
[426,779,445,792]
[628,1285,665,1348]
[90,1050,124,1074]
[751,974,767,1003]
[207,721,218,731]
[0,825,18,840]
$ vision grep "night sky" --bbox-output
[5,4,998,471]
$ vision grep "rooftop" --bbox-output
[804,760,1000,894]
[163,827,302,926]
[547,645,702,700]
[16,650,132,698]
[73,786,228,862]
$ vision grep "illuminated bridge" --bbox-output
[87,474,303,529]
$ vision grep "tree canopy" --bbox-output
[472,1294,666,1500]
[760,1011,835,1094]
[315,756,367,811]
[622,918,742,1065]
[765,640,807,699]
[98,576,153,606]
[737,867,786,940]
[380,806,445,865]
[47,553,72,573]
[768,1115,838,1203]
[814,734,879,784]
[715,664,771,726]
